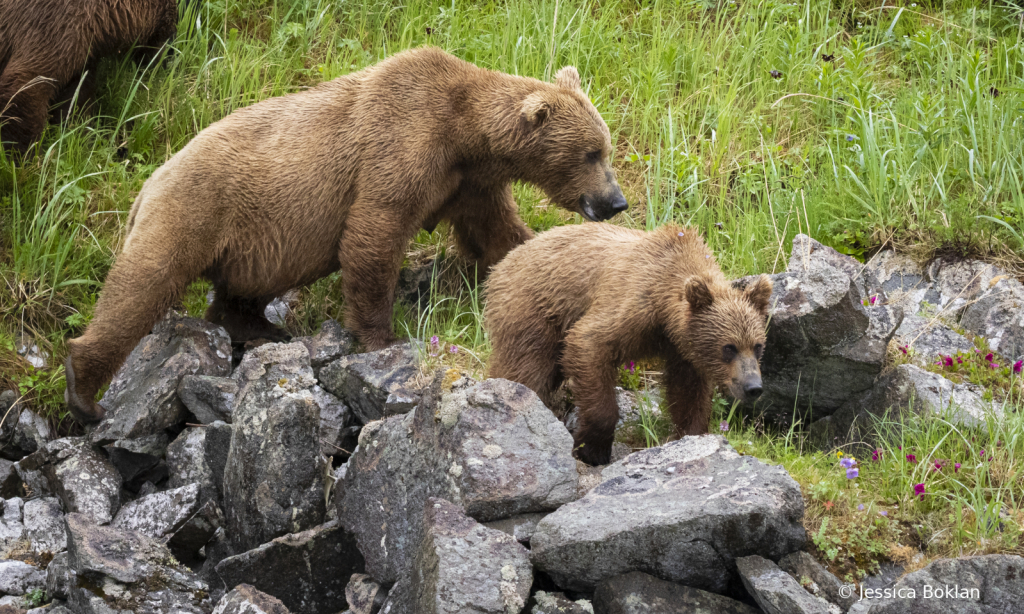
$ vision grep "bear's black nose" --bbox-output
[744,383,763,398]
[610,192,628,213]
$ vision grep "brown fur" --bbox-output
[484,223,772,466]
[64,47,626,425]
[0,0,179,154]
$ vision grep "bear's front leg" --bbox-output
[448,184,533,274]
[338,208,412,351]
[563,322,621,466]
[663,349,713,437]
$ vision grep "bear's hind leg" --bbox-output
[663,349,713,437]
[0,65,55,154]
[562,321,620,466]
[205,292,291,344]
[488,318,564,408]
[65,237,206,423]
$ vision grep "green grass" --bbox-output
[2,0,1024,576]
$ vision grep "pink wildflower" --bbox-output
[906,454,917,463]
[914,483,926,500]
[942,355,953,367]
[985,352,994,362]
[719,421,729,432]
[954,462,961,472]
[1014,360,1023,374]
[449,345,458,354]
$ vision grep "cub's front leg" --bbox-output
[663,348,713,437]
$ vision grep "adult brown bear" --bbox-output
[0,0,180,154]
[64,47,628,425]
[484,223,771,466]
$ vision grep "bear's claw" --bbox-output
[63,356,106,424]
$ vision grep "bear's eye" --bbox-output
[754,343,764,360]
[722,344,738,362]
[585,150,602,163]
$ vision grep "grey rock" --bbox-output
[64,513,211,613]
[893,315,974,365]
[411,498,532,614]
[864,251,935,316]
[222,342,327,553]
[318,342,425,424]
[263,293,296,327]
[92,314,232,443]
[13,461,47,499]
[593,571,759,614]
[46,551,74,600]
[338,374,577,586]
[38,606,73,614]
[483,512,549,545]
[167,500,224,566]
[817,364,1001,445]
[736,555,835,614]
[779,550,857,611]
[9,410,51,459]
[297,319,356,375]
[927,258,1004,314]
[104,433,169,493]
[345,574,386,614]
[0,460,23,499]
[751,235,903,425]
[312,385,352,458]
[213,584,291,614]
[531,591,593,614]
[37,438,121,525]
[860,562,904,593]
[167,422,232,507]
[0,498,25,559]
[215,520,362,614]
[22,497,65,554]
[961,274,1024,361]
[613,388,662,430]
[848,554,1024,613]
[0,560,45,595]
[530,436,806,594]
[111,484,206,548]
[0,391,23,461]
[178,376,238,424]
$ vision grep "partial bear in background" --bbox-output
[484,223,772,466]
[0,0,180,154]
[64,46,628,426]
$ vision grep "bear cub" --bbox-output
[484,222,772,466]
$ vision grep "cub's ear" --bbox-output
[555,66,582,90]
[521,92,551,127]
[744,274,773,317]
[684,276,715,314]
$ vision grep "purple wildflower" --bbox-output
[719,421,729,432]
[906,454,917,463]
[914,483,926,500]
[858,504,865,511]
[942,355,953,367]
[846,135,855,142]
[430,335,439,347]
[879,510,888,517]
[1014,360,1023,374]
[957,356,963,364]
[449,345,458,354]
[846,468,859,479]
[872,449,881,461]
[840,457,856,469]
[990,362,999,370]
[954,462,961,472]
[627,361,636,374]
[985,352,994,362]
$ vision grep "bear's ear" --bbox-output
[744,274,773,317]
[521,92,551,127]
[555,66,582,90]
[684,276,715,314]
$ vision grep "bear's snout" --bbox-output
[578,186,628,222]
[742,378,763,399]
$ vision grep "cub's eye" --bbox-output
[585,150,602,163]
[722,344,738,362]
[754,343,764,360]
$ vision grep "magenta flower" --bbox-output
[627,361,636,374]
[840,457,856,469]
[906,454,917,463]
[1014,360,1023,374]
[870,295,877,305]
[989,362,999,370]
[719,421,729,432]
[954,462,961,472]
[942,355,953,367]
[957,356,963,364]
[985,352,994,361]
[980,449,986,458]
[914,483,926,500]
[900,345,908,355]
[846,468,859,479]
[872,449,881,461]
[933,462,942,472]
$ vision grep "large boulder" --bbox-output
[104,433,170,494]
[778,551,856,612]
[214,520,362,614]
[530,591,593,614]
[530,436,805,594]
[29,438,121,525]
[92,314,232,443]
[222,343,327,553]
[961,274,1024,361]
[46,551,74,601]
[749,235,902,426]
[337,374,577,586]
[0,560,45,596]
[593,571,760,614]
[736,555,835,614]
[848,554,1024,613]
[64,513,212,613]
[813,363,1002,445]
[296,319,356,376]
[21,497,66,555]
[318,342,425,424]
[167,422,232,507]
[410,498,532,614]
[213,584,291,614]
[178,375,238,424]
[111,483,222,564]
